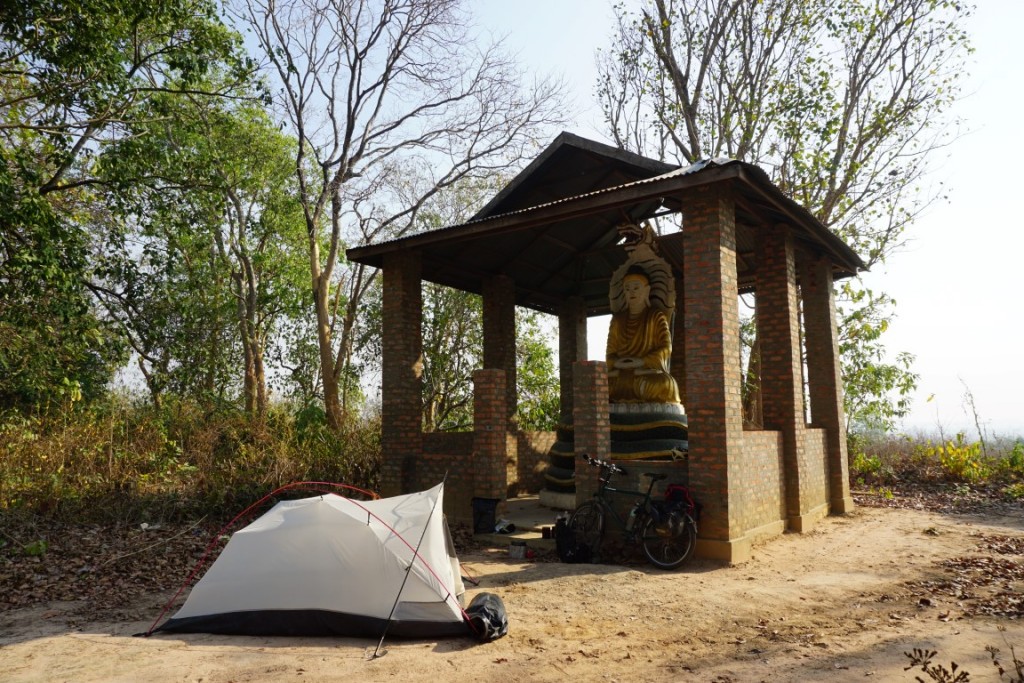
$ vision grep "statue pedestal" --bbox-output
[538,488,577,511]
[541,403,688,494]
[608,402,688,460]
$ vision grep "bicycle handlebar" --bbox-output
[580,453,627,476]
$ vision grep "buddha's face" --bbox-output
[622,276,650,315]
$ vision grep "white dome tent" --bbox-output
[151,483,501,640]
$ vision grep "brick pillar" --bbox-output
[800,253,854,514]
[681,184,747,562]
[473,368,508,500]
[670,273,687,406]
[757,226,818,531]
[572,361,610,502]
[483,275,517,425]
[381,251,423,497]
[558,296,588,425]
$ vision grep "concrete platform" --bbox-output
[473,495,569,551]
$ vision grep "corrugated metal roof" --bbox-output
[346,134,865,315]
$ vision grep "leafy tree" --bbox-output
[0,0,255,411]
[1,0,252,195]
[234,0,566,430]
[598,0,972,431]
[420,285,482,432]
[94,87,308,416]
[515,313,560,432]
[0,144,124,409]
[838,286,918,431]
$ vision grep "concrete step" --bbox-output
[471,494,567,552]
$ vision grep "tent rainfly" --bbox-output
[155,483,484,639]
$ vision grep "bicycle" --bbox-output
[568,453,698,569]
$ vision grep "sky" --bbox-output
[475,0,1024,438]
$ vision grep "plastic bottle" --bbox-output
[625,503,639,531]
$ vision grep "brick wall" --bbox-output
[558,297,587,425]
[423,432,473,522]
[757,226,811,527]
[483,275,517,423]
[801,428,829,513]
[736,431,786,533]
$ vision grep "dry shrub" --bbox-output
[850,430,1024,490]
[0,396,380,523]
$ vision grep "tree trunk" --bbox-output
[743,334,763,429]
[312,251,344,431]
[252,337,267,420]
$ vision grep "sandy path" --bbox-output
[2,505,1022,682]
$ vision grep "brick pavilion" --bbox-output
[346,132,864,562]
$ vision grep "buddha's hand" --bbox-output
[614,357,644,369]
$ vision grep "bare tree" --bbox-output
[598,0,971,429]
[601,0,969,263]
[234,0,565,429]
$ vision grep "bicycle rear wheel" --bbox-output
[568,500,604,558]
[640,512,696,569]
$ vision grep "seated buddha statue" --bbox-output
[606,268,681,404]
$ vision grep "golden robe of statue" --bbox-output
[606,273,681,404]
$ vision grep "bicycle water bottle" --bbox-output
[625,503,640,531]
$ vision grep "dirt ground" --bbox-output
[2,504,1023,683]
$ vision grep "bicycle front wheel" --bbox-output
[568,500,604,557]
[640,512,696,569]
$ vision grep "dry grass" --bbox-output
[0,396,381,523]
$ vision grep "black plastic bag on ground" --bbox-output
[465,592,508,642]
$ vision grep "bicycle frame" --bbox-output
[590,464,662,540]
[570,453,698,570]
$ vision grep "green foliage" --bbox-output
[94,83,308,412]
[0,0,255,414]
[851,451,884,479]
[849,432,1024,492]
[922,434,989,484]
[22,539,48,557]
[1006,443,1024,474]
[839,284,918,433]
[419,285,484,432]
[1003,483,1024,501]
[515,311,560,432]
